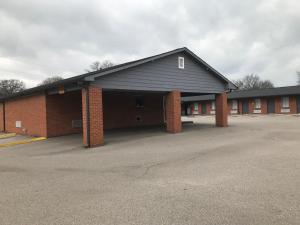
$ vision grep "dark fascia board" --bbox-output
[182,94,215,102]
[0,81,83,102]
[0,47,236,101]
[85,47,238,90]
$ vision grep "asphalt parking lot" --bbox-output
[0,115,300,225]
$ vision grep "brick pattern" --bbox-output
[0,103,4,132]
[103,92,164,129]
[206,102,212,115]
[82,86,104,147]
[215,92,228,127]
[290,96,297,114]
[82,89,88,146]
[165,90,182,133]
[261,98,268,114]
[238,101,243,114]
[249,99,254,114]
[4,94,47,137]
[275,97,281,114]
[227,101,232,115]
[46,91,82,137]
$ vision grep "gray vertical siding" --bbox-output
[92,53,227,93]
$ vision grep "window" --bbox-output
[178,57,184,69]
[136,96,144,108]
[231,100,238,110]
[211,101,215,110]
[15,121,21,128]
[281,96,289,108]
[194,102,198,111]
[254,98,261,109]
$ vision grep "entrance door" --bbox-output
[201,103,206,114]
[242,100,249,114]
[267,98,275,113]
[297,96,300,113]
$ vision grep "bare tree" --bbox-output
[39,76,63,86]
[85,60,114,72]
[233,74,274,90]
[0,79,26,96]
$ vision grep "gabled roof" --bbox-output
[0,47,236,101]
[181,85,300,102]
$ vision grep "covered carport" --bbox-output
[79,47,236,147]
[0,47,236,148]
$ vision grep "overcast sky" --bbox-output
[0,0,299,88]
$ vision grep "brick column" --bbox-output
[290,96,297,114]
[0,103,4,132]
[215,92,228,127]
[82,86,104,147]
[165,90,182,133]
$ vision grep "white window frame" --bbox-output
[194,102,198,111]
[231,100,238,110]
[254,98,261,109]
[211,101,216,110]
[16,121,22,128]
[178,57,184,69]
[281,96,289,109]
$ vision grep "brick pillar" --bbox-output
[82,86,104,147]
[0,103,4,132]
[290,96,297,114]
[215,92,228,127]
[165,90,182,133]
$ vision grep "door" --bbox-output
[267,98,275,113]
[297,96,300,113]
[201,103,206,114]
[242,100,249,114]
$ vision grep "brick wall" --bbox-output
[261,98,268,114]
[289,96,297,114]
[0,103,4,131]
[275,97,281,114]
[103,92,164,129]
[4,94,47,137]
[187,95,300,116]
[215,92,228,127]
[249,99,255,114]
[46,91,82,137]
[165,90,181,133]
[206,101,212,114]
[227,100,232,115]
[82,86,104,147]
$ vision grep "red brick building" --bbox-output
[182,86,300,115]
[0,48,236,147]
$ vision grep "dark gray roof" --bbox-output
[229,86,300,98]
[0,47,237,101]
[181,85,300,102]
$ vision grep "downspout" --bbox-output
[85,86,91,147]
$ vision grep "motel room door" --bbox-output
[242,100,249,114]
[267,98,275,113]
[201,103,206,114]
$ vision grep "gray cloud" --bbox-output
[0,0,299,87]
